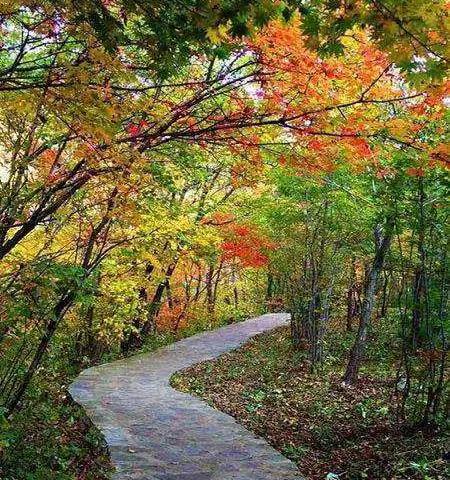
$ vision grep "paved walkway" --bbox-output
[70,313,302,480]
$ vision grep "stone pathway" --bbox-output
[70,313,303,480]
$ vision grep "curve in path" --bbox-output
[70,313,303,480]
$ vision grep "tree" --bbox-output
[0,2,447,423]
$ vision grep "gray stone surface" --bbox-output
[70,313,303,479]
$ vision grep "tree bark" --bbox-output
[343,219,394,385]
[379,269,390,318]
[141,261,177,337]
[205,264,215,316]
[346,259,359,332]
[411,177,427,348]
[6,292,74,415]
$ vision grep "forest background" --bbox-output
[0,1,448,479]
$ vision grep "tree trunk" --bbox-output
[411,266,426,348]
[77,274,103,362]
[212,260,223,310]
[379,270,389,318]
[6,292,74,415]
[343,219,394,385]
[411,177,427,348]
[141,261,177,337]
[231,263,238,309]
[346,259,359,332]
[205,264,215,316]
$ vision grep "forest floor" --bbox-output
[2,316,447,480]
[0,367,113,480]
[171,323,449,480]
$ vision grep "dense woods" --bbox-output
[0,1,448,479]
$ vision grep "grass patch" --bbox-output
[0,379,112,480]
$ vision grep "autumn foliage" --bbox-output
[0,2,448,477]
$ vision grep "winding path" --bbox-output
[70,313,302,480]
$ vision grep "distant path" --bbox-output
[70,313,302,480]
